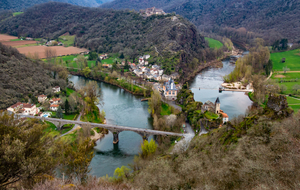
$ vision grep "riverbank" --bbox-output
[69,71,149,97]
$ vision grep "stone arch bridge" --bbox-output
[20,115,184,144]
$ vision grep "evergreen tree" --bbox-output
[57,106,63,119]
[65,99,70,115]
[119,52,124,59]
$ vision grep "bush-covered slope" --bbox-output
[0,0,112,11]
[0,43,63,109]
[0,2,209,78]
[102,0,300,43]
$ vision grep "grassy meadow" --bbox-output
[270,49,300,71]
[205,37,223,49]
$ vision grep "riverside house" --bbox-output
[163,78,178,100]
[7,102,39,115]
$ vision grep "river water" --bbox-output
[69,76,153,177]
[69,59,252,177]
[189,60,253,119]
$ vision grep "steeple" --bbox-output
[215,97,220,104]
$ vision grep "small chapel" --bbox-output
[201,97,221,114]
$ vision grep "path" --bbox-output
[199,121,208,136]
[172,122,195,153]
[277,71,300,73]
[161,98,182,112]
[60,112,82,137]
[265,71,273,81]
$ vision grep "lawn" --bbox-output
[278,81,300,95]
[10,39,22,41]
[58,35,75,47]
[63,113,78,120]
[271,72,300,80]
[290,105,300,113]
[13,12,23,16]
[286,96,300,105]
[66,87,75,96]
[205,37,223,49]
[81,109,102,123]
[61,124,75,134]
[270,49,300,71]
[160,102,172,115]
[44,121,60,137]
[204,111,219,120]
[61,130,78,143]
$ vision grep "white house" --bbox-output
[52,86,60,93]
[220,111,229,123]
[143,55,150,60]
[7,102,39,115]
[50,104,59,111]
[50,98,61,105]
[38,95,47,103]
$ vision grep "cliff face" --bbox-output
[266,94,294,118]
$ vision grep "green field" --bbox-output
[10,39,22,41]
[13,12,23,16]
[63,113,78,120]
[272,72,300,80]
[58,35,75,47]
[205,37,223,49]
[290,105,300,113]
[270,49,300,71]
[286,96,300,105]
[66,88,75,96]
[44,121,60,137]
[160,102,172,115]
[204,111,219,120]
[278,81,300,95]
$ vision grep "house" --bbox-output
[163,78,178,100]
[170,73,180,79]
[38,95,47,103]
[162,74,170,81]
[102,64,112,68]
[99,54,108,60]
[144,61,149,65]
[50,104,59,111]
[201,97,221,114]
[26,37,33,41]
[143,55,150,60]
[7,102,39,115]
[140,7,166,16]
[220,110,229,123]
[158,69,164,76]
[152,65,160,69]
[50,98,61,105]
[52,86,60,93]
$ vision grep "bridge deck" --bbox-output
[20,115,184,137]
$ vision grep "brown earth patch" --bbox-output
[0,34,18,41]
[274,75,286,78]
[17,46,88,59]
[2,40,37,47]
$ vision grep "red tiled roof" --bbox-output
[39,95,47,98]
[22,103,35,108]
[221,112,228,118]
[50,104,59,107]
[51,98,61,101]
[10,102,22,108]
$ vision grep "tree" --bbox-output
[265,60,273,76]
[124,59,130,70]
[79,81,103,114]
[88,51,98,60]
[60,137,95,184]
[82,67,91,77]
[113,166,131,182]
[280,85,287,93]
[57,106,63,119]
[148,90,162,116]
[119,52,124,59]
[283,66,290,74]
[65,99,70,114]
[0,112,61,188]
[292,84,300,95]
[140,139,157,159]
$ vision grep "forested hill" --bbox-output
[0,2,208,75]
[0,43,65,109]
[0,0,112,11]
[101,0,300,43]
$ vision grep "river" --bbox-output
[189,60,253,119]
[69,59,252,177]
[69,76,153,177]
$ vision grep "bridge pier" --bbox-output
[137,132,150,141]
[110,130,122,144]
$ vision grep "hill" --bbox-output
[0,0,112,11]
[0,43,65,109]
[101,0,300,43]
[0,2,210,79]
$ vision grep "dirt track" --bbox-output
[17,46,88,58]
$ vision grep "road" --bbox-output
[172,122,195,153]
[60,112,82,137]
[161,98,182,112]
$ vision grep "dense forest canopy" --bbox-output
[0,43,65,109]
[101,0,300,43]
[0,2,210,78]
[0,0,112,11]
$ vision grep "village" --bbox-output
[7,86,63,118]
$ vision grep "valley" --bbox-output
[0,1,300,189]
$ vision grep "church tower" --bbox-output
[215,97,220,114]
